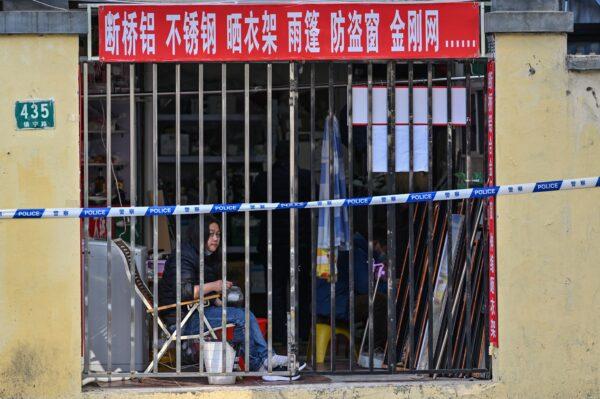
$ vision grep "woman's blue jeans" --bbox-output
[179,306,268,371]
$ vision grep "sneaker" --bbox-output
[260,355,307,381]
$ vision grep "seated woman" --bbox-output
[159,215,304,380]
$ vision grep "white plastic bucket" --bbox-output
[202,341,236,385]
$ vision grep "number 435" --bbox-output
[20,103,49,119]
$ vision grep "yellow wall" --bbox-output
[0,35,81,398]
[1,31,599,399]
[494,34,600,398]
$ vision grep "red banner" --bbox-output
[98,2,481,62]
[486,60,499,348]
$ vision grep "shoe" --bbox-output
[261,365,302,381]
[261,354,307,370]
[260,355,307,381]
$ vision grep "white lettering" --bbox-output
[304,10,320,53]
[201,12,217,54]
[121,11,138,56]
[425,10,439,52]
[330,11,345,53]
[166,14,182,55]
[408,10,422,52]
[261,11,277,54]
[244,11,260,53]
[365,10,379,53]
[183,11,199,55]
[347,10,363,52]
[287,12,302,53]
[390,10,406,52]
[140,12,155,55]
[227,13,243,53]
[104,11,120,55]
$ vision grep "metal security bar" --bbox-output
[79,9,491,380]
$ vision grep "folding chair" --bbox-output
[113,239,232,373]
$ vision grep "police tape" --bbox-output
[1,176,599,219]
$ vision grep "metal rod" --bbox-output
[386,60,398,372]
[408,61,415,369]
[83,76,484,99]
[244,63,251,371]
[198,63,205,373]
[310,63,317,370]
[289,61,298,374]
[328,62,336,372]
[366,62,374,371]
[175,63,182,373]
[445,61,455,370]
[221,63,228,373]
[266,63,273,373]
[86,5,92,59]
[83,61,90,376]
[465,61,473,371]
[129,63,137,375]
[483,66,491,376]
[151,63,159,373]
[83,367,490,380]
[106,63,113,378]
[347,62,355,371]
[426,62,436,373]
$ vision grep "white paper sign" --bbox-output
[372,87,387,124]
[451,87,467,125]
[351,86,390,125]
[395,125,429,172]
[432,87,448,124]
[372,125,388,172]
[352,87,368,124]
[373,125,429,173]
[393,87,467,125]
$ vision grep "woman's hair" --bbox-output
[186,215,221,252]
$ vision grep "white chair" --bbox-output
[113,238,232,373]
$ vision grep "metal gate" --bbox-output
[80,2,491,382]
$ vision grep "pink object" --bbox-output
[373,262,386,279]
[147,259,166,279]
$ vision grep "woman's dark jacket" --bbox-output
[158,240,221,325]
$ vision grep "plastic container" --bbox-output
[203,341,236,385]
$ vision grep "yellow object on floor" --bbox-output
[311,323,351,364]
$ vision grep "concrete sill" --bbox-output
[82,377,498,398]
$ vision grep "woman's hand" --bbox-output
[206,280,233,293]
[193,280,233,299]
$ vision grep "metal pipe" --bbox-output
[221,63,228,373]
[445,61,455,371]
[465,61,473,371]
[151,63,159,373]
[386,60,397,373]
[328,62,336,372]
[426,62,435,373]
[83,61,90,376]
[289,62,298,374]
[347,62,355,371]
[244,63,251,372]
[198,63,205,373]
[83,76,485,99]
[366,62,374,371]
[266,63,273,373]
[106,63,113,379]
[129,63,137,375]
[310,63,317,371]
[175,63,182,373]
[408,61,415,369]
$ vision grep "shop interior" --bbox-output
[82,60,490,375]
